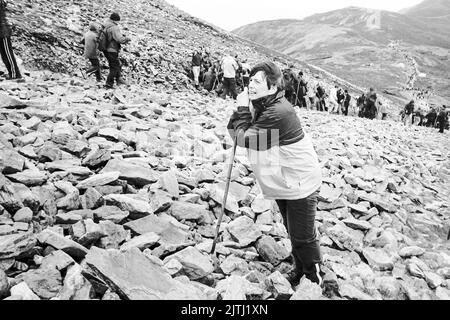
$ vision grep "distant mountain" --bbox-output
[233,4,450,106]
[402,0,450,36]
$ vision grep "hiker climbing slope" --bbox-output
[0,0,22,81]
[227,61,323,287]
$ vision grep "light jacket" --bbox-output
[82,30,98,59]
[228,91,322,200]
[103,19,128,53]
[221,55,238,78]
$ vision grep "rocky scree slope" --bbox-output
[0,1,449,301]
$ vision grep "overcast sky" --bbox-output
[164,0,425,31]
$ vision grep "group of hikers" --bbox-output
[401,99,449,133]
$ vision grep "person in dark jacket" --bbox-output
[227,61,323,287]
[0,0,22,81]
[316,84,327,112]
[404,100,415,126]
[437,106,448,133]
[81,22,102,82]
[343,90,351,116]
[425,108,437,128]
[364,88,378,119]
[296,71,308,109]
[192,50,202,88]
[202,66,215,91]
[102,12,130,89]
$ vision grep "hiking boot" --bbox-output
[285,269,304,287]
[305,263,325,287]
[5,75,24,82]
[116,79,128,86]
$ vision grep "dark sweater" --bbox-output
[227,91,304,151]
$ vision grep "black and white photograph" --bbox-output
[0,0,449,308]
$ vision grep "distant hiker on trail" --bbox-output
[357,93,365,117]
[241,59,251,88]
[364,88,378,120]
[202,66,215,92]
[227,61,323,287]
[307,81,317,110]
[328,85,339,114]
[192,49,202,88]
[221,54,239,99]
[436,106,448,134]
[100,12,131,89]
[315,84,327,112]
[0,0,22,81]
[425,108,437,128]
[379,101,388,120]
[296,71,308,109]
[337,87,345,114]
[283,67,298,106]
[80,22,102,82]
[343,89,351,116]
[403,100,415,126]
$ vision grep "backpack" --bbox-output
[97,25,112,52]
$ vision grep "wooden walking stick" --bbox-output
[211,135,238,254]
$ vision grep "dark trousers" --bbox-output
[276,189,322,281]
[438,119,446,133]
[222,77,237,99]
[243,76,249,87]
[104,51,122,86]
[343,103,350,116]
[0,37,21,78]
[296,96,308,108]
[86,58,101,81]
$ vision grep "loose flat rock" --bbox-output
[363,248,394,271]
[256,235,290,266]
[163,246,214,280]
[265,271,294,300]
[339,282,374,300]
[76,171,120,189]
[342,217,372,231]
[37,229,89,259]
[40,250,75,271]
[17,266,63,299]
[103,194,152,217]
[6,170,47,186]
[326,223,364,252]
[120,232,160,251]
[227,216,262,247]
[291,278,323,300]
[216,275,264,300]
[399,246,426,258]
[57,263,93,300]
[85,247,175,300]
[101,159,158,187]
[0,232,36,259]
[169,201,210,223]
[124,214,190,247]
[13,207,33,223]
[9,282,40,300]
[94,206,129,223]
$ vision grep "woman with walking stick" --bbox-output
[226,61,324,287]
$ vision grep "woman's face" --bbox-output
[248,71,277,100]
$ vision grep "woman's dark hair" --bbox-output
[249,61,284,91]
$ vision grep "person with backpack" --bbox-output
[436,106,448,134]
[283,68,298,106]
[316,84,327,112]
[98,12,130,89]
[296,71,308,109]
[403,100,415,126]
[80,22,102,82]
[227,61,324,287]
[241,59,251,88]
[343,89,351,116]
[0,0,22,81]
[191,49,202,88]
[220,54,239,100]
